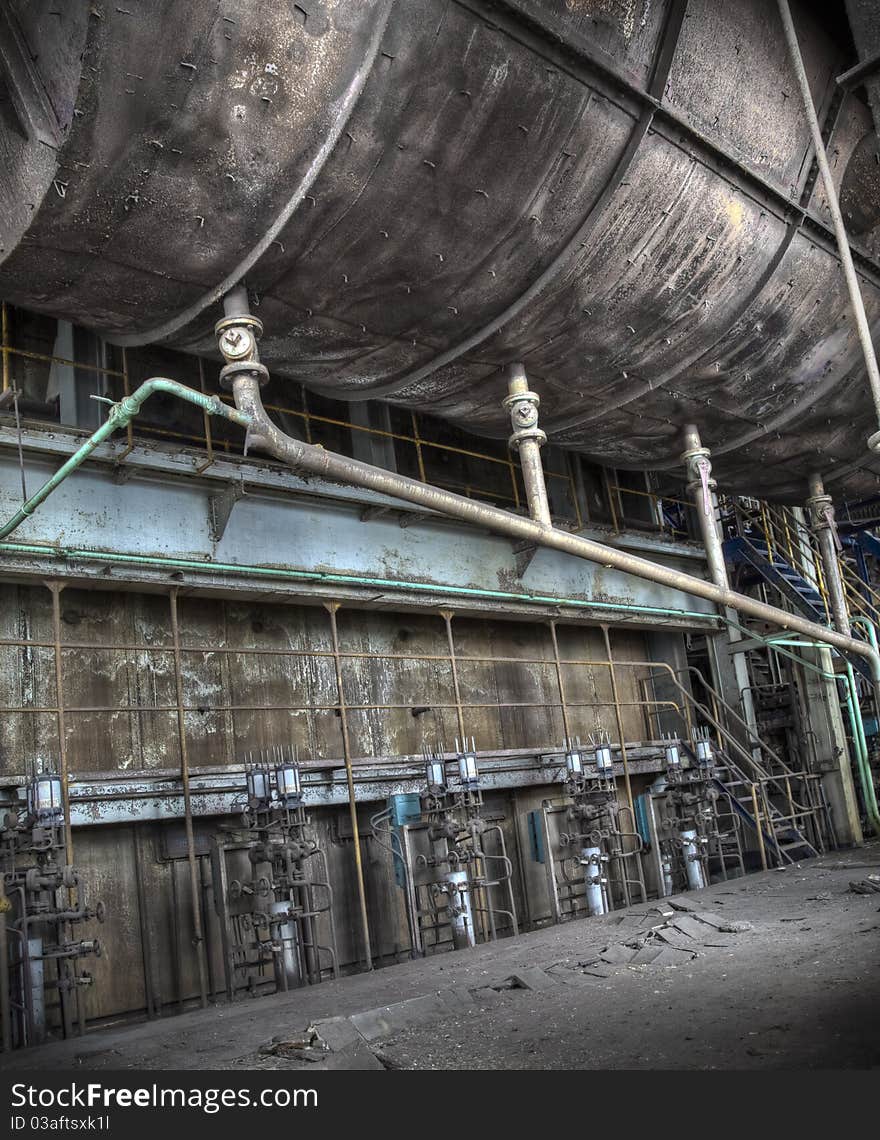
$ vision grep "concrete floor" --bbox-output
[3,846,880,1071]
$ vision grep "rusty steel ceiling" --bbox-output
[1,0,880,502]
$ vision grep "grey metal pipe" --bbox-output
[446,870,476,950]
[681,424,727,591]
[230,372,880,703]
[504,363,552,528]
[807,473,850,636]
[777,0,880,448]
[582,846,607,916]
[680,828,706,891]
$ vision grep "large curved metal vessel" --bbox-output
[1,0,879,499]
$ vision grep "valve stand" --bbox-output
[1,769,105,1047]
[210,747,339,1000]
[539,734,644,921]
[659,732,718,892]
[372,737,518,957]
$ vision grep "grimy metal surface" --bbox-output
[2,0,880,500]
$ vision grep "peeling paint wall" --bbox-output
[0,581,657,1026]
[0,584,654,778]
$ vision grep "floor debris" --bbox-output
[848,876,880,895]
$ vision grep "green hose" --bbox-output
[0,378,251,540]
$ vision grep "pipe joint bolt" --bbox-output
[503,389,546,452]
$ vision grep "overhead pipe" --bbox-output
[216,290,880,699]
[680,423,761,747]
[3,290,880,710]
[806,473,851,636]
[777,0,880,451]
[229,368,880,706]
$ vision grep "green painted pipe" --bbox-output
[0,539,718,623]
[842,662,880,835]
[729,617,880,835]
[0,378,251,540]
[771,637,878,834]
[851,615,880,654]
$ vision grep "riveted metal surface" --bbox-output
[1,0,879,499]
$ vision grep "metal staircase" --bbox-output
[724,533,874,682]
[644,666,833,869]
[709,751,821,866]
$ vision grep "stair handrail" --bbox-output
[682,664,803,781]
[644,665,813,815]
[725,615,880,835]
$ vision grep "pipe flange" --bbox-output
[214,314,263,340]
[503,390,541,436]
[502,389,540,413]
[679,443,711,465]
[508,426,547,452]
[685,474,717,496]
[806,491,834,531]
[219,361,270,390]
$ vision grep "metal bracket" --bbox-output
[360,505,392,522]
[398,511,431,529]
[512,540,538,577]
[209,479,246,542]
[0,7,62,148]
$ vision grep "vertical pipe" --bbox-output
[806,473,850,636]
[549,620,572,744]
[132,828,158,1019]
[777,0,880,444]
[600,625,647,903]
[750,785,768,872]
[600,626,637,823]
[48,583,73,859]
[0,879,10,1051]
[440,609,467,744]
[168,588,209,1009]
[680,828,706,891]
[325,602,374,971]
[1,301,9,393]
[504,363,551,527]
[681,425,760,754]
[169,863,184,1013]
[681,424,727,590]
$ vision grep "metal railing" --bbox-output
[726,495,880,646]
[0,301,591,527]
[640,662,833,860]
